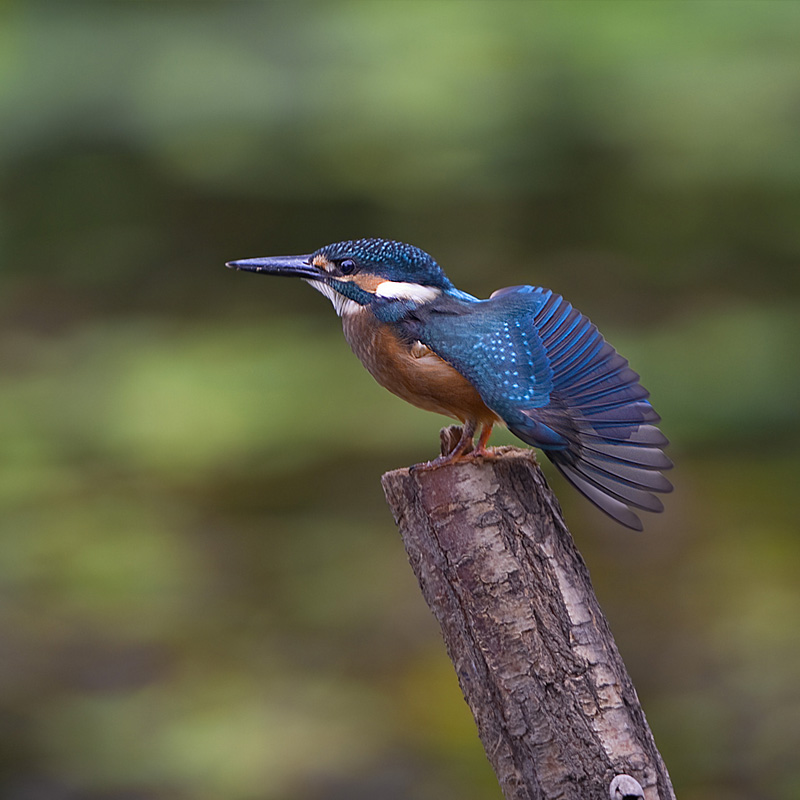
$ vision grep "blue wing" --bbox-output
[415,286,672,530]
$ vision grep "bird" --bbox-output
[227,238,672,530]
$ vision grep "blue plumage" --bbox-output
[407,290,555,412]
[405,285,671,529]
[318,238,455,289]
[228,238,672,530]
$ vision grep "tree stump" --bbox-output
[381,428,675,800]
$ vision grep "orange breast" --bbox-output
[342,311,501,426]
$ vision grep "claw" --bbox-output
[412,421,496,470]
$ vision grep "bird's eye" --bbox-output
[338,258,357,274]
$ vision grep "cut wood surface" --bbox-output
[381,431,675,800]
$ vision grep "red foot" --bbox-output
[462,444,497,460]
[411,423,495,471]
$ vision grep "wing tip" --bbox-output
[551,459,666,531]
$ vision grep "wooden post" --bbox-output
[381,427,675,800]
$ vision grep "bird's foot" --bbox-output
[410,446,496,472]
[411,424,475,471]
[410,454,455,472]
[461,444,497,460]
[411,423,499,471]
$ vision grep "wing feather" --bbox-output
[504,289,672,528]
[413,286,672,529]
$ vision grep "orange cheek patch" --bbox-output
[353,274,384,292]
[312,255,333,271]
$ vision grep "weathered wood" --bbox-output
[381,429,675,800]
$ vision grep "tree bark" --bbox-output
[381,429,675,800]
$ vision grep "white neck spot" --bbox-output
[374,281,441,304]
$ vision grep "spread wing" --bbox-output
[413,286,672,530]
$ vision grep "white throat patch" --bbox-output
[305,280,361,317]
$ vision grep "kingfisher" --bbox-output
[227,238,672,530]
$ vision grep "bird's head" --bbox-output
[227,238,458,317]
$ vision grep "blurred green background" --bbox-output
[1,1,799,799]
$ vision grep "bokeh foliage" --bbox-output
[1,2,799,799]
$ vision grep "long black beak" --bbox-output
[226,254,322,280]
